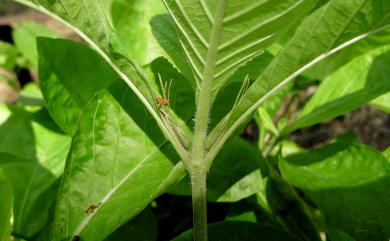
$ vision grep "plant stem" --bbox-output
[191,169,208,241]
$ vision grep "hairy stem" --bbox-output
[190,1,226,240]
[191,169,208,241]
[191,0,227,168]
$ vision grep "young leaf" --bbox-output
[214,0,390,159]
[280,143,390,241]
[163,0,317,92]
[171,221,302,241]
[286,47,390,132]
[0,169,13,241]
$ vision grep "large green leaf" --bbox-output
[286,47,390,132]
[51,84,186,240]
[37,38,189,240]
[163,0,317,91]
[38,38,117,136]
[0,169,13,241]
[280,143,390,241]
[171,221,302,241]
[215,0,390,157]
[111,0,166,66]
[169,138,266,202]
[0,153,57,238]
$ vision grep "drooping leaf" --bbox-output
[163,0,318,92]
[111,0,166,66]
[286,47,390,132]
[0,153,57,238]
[169,138,266,202]
[38,38,117,136]
[280,143,390,241]
[12,21,59,67]
[104,208,157,241]
[220,0,390,153]
[171,221,302,241]
[0,169,13,241]
[52,84,186,241]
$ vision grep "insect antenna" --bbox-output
[233,74,250,107]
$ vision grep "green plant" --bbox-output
[1,0,390,241]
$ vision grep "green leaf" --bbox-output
[327,229,357,241]
[36,38,186,240]
[0,169,13,241]
[13,0,172,140]
[12,21,59,67]
[104,208,157,241]
[287,47,390,132]
[38,38,117,135]
[171,221,302,241]
[52,84,186,241]
[169,138,266,202]
[0,40,19,70]
[0,106,71,177]
[111,0,166,66]
[260,176,322,241]
[371,92,390,113]
[383,147,390,160]
[163,0,317,92]
[220,0,390,154]
[150,14,195,87]
[0,153,57,238]
[303,29,390,80]
[280,143,390,241]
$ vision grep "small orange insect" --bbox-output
[156,97,170,107]
[156,73,172,108]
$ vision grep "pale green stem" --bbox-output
[190,1,227,241]
[191,169,208,241]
